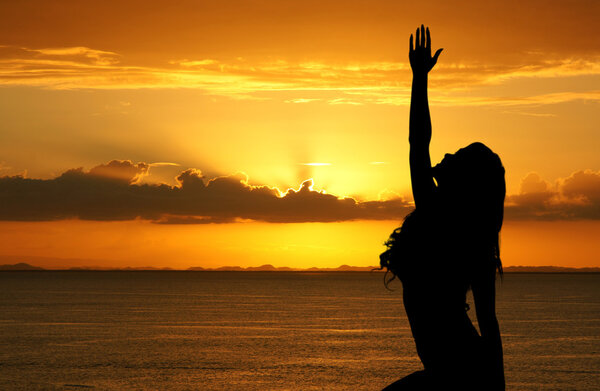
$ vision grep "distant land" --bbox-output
[187,264,379,272]
[0,263,379,272]
[1,263,599,272]
[0,263,45,271]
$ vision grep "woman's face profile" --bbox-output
[432,150,462,187]
[433,144,486,188]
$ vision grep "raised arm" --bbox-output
[409,25,443,209]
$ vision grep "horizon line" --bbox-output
[1,263,599,273]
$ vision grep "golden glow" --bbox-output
[501,221,600,268]
[0,47,598,109]
[0,220,394,269]
[0,220,598,269]
[0,1,598,268]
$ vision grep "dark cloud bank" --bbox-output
[505,171,600,220]
[0,160,598,223]
[0,160,411,223]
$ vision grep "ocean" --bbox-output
[0,271,598,390]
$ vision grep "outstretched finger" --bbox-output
[416,28,420,48]
[433,48,443,64]
[426,27,431,50]
[410,34,414,52]
[420,25,425,47]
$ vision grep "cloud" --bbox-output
[506,170,600,220]
[149,162,180,167]
[285,98,320,104]
[0,45,599,107]
[1,161,597,223]
[328,98,364,106]
[87,160,149,184]
[0,160,413,223]
[431,90,600,108]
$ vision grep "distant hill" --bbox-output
[0,263,45,271]
[0,255,112,269]
[67,266,174,271]
[187,264,381,272]
[504,266,600,273]
[214,266,245,271]
[245,264,277,271]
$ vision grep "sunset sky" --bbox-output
[0,0,598,269]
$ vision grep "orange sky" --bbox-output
[0,0,598,268]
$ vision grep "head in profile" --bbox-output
[433,142,505,235]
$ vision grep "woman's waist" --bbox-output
[412,325,483,371]
[403,286,469,313]
[405,301,480,344]
[408,311,479,339]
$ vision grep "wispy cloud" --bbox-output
[284,98,320,104]
[429,90,600,108]
[499,110,558,117]
[0,45,599,107]
[149,162,180,167]
[328,98,363,105]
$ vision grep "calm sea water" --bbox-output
[0,271,598,390]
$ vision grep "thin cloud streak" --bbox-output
[149,162,181,167]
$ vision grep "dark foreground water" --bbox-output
[0,271,598,390]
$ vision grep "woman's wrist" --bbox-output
[412,70,427,76]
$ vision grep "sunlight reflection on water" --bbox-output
[0,271,598,390]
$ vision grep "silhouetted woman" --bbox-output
[379,25,505,390]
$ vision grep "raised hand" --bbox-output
[409,25,443,76]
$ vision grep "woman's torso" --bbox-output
[398,208,484,374]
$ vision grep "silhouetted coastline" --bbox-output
[1,262,599,273]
